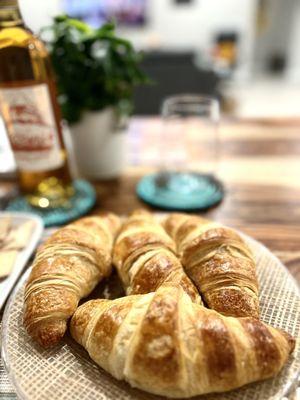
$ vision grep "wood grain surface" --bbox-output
[92,117,300,283]
[1,117,299,283]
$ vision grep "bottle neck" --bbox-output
[0,2,23,28]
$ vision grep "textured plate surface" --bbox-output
[1,234,300,400]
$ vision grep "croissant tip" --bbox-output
[278,329,296,354]
[36,335,62,348]
[27,319,67,349]
[287,334,296,354]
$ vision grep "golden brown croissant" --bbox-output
[113,209,201,304]
[163,213,259,318]
[23,213,120,348]
[70,285,294,398]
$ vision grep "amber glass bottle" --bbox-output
[0,0,73,208]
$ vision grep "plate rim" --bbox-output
[0,212,44,310]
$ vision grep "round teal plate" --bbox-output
[136,172,224,211]
[6,180,96,227]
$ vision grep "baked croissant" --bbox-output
[23,213,120,348]
[113,209,201,304]
[163,213,259,318]
[70,285,295,398]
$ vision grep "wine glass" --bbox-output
[137,94,223,210]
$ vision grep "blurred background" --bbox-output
[19,0,300,114]
[1,0,300,175]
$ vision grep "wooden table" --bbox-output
[1,117,300,284]
[93,117,300,283]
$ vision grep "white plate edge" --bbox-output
[0,212,44,310]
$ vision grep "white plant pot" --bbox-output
[71,108,126,179]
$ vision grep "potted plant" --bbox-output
[43,16,148,179]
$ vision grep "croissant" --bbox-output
[113,209,201,304]
[163,213,259,318]
[70,285,294,398]
[23,213,120,348]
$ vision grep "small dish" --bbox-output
[0,212,43,310]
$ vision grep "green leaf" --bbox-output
[43,15,149,124]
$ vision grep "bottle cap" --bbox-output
[0,0,18,6]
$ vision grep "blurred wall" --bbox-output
[18,0,300,83]
[287,1,300,82]
[119,0,256,49]
[253,0,297,76]
[118,0,258,80]
[19,0,257,81]
[19,0,62,31]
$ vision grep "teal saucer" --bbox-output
[136,172,224,211]
[6,180,96,227]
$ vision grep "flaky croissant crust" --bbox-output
[71,285,295,398]
[23,213,120,347]
[163,213,260,318]
[113,210,201,304]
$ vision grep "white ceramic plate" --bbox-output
[1,232,300,400]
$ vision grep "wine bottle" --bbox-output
[0,0,73,208]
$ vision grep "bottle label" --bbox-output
[0,83,64,171]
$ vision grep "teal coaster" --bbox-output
[6,180,96,227]
[136,172,224,211]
